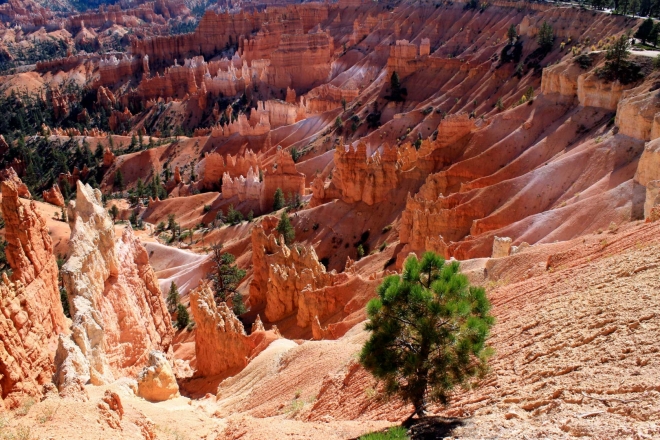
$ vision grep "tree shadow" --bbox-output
[405,416,467,439]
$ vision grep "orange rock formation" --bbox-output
[58,182,173,391]
[0,180,65,408]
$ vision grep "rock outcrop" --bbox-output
[250,218,351,328]
[260,148,305,212]
[42,184,65,207]
[491,236,512,258]
[58,182,173,392]
[0,167,31,199]
[136,351,179,402]
[189,281,252,377]
[0,180,65,408]
[332,142,399,205]
[616,89,660,142]
[196,150,260,191]
[635,138,660,188]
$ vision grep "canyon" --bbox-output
[1,0,660,438]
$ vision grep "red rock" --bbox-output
[189,281,252,377]
[42,184,65,207]
[260,148,305,212]
[0,167,31,199]
[0,180,65,408]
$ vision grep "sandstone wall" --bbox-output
[59,182,172,389]
[333,142,399,205]
[196,150,260,190]
[260,148,305,212]
[0,181,65,408]
[189,282,251,377]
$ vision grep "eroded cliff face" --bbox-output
[332,142,399,206]
[0,180,65,408]
[250,221,336,323]
[188,281,252,377]
[58,181,173,391]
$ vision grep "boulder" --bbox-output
[491,236,512,259]
[137,351,179,402]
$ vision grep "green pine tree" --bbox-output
[273,188,285,211]
[207,243,246,304]
[359,252,495,418]
[232,291,248,316]
[114,169,124,191]
[167,282,180,313]
[635,18,654,44]
[507,24,517,44]
[109,205,119,222]
[537,21,554,50]
[176,303,189,329]
[276,210,295,245]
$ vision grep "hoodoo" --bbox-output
[0,180,65,408]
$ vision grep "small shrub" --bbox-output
[379,241,388,252]
[382,224,393,234]
[203,204,212,213]
[226,204,244,225]
[15,398,35,417]
[575,53,593,69]
[359,426,409,440]
[356,244,365,260]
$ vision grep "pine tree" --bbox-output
[507,24,517,44]
[360,252,494,418]
[167,213,177,231]
[232,291,248,316]
[650,23,660,47]
[114,169,124,191]
[276,210,295,245]
[388,71,406,102]
[166,282,180,313]
[635,18,654,44]
[207,243,246,304]
[273,188,285,211]
[631,0,641,15]
[94,143,103,161]
[176,303,190,329]
[537,21,554,50]
[109,205,119,222]
[136,178,145,198]
[606,34,631,76]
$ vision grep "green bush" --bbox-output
[359,427,409,440]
